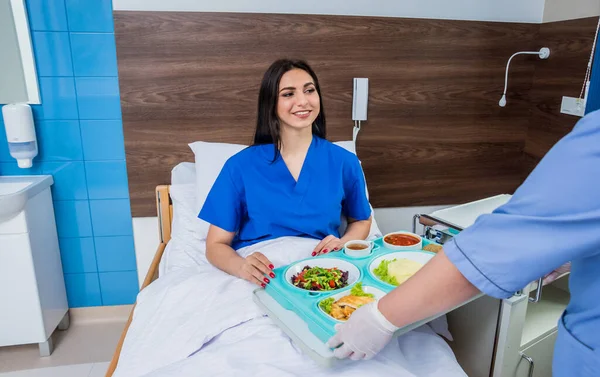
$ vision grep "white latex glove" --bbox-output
[326,302,398,360]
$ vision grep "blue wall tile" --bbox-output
[99,271,139,305]
[85,161,129,199]
[33,77,79,120]
[89,199,133,236]
[75,77,122,119]
[0,162,42,175]
[70,33,118,76]
[32,32,73,76]
[65,0,114,33]
[54,200,93,237]
[95,236,136,272]
[4,0,133,308]
[80,120,125,160]
[59,237,97,273]
[64,273,102,307]
[37,120,83,161]
[42,162,88,200]
[26,0,69,31]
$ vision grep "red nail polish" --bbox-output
[323,249,328,253]
[269,264,274,269]
[333,247,338,251]
[312,252,316,256]
[270,272,275,278]
[261,283,266,288]
[264,278,270,283]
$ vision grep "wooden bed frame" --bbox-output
[105,185,173,377]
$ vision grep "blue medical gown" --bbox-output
[199,136,372,250]
[444,110,600,376]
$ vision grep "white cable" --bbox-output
[352,120,361,149]
[578,16,600,102]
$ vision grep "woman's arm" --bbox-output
[313,216,372,255]
[206,225,275,287]
[340,216,372,244]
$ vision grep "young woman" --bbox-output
[199,59,373,287]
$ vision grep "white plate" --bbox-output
[318,285,387,322]
[369,252,434,287]
[284,258,360,293]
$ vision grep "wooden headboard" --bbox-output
[114,11,540,217]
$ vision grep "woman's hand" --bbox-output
[236,252,276,287]
[312,235,344,256]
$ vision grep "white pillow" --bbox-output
[188,140,382,241]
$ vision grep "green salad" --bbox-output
[319,283,374,314]
[373,259,400,286]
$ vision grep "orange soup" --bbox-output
[384,234,420,246]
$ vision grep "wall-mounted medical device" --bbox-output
[499,47,550,107]
[352,78,369,146]
[2,103,38,168]
[352,78,369,121]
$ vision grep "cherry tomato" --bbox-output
[329,280,336,288]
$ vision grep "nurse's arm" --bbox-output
[206,225,273,287]
[377,249,480,328]
[340,216,372,243]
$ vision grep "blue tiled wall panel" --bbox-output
[65,0,114,33]
[89,199,133,237]
[75,77,122,119]
[32,32,73,77]
[80,120,125,160]
[36,120,83,161]
[59,237,97,273]
[99,271,139,306]
[0,0,133,308]
[42,161,88,200]
[85,161,129,199]
[26,0,69,32]
[53,200,93,238]
[64,273,102,307]
[70,33,118,76]
[95,236,137,272]
[33,77,79,120]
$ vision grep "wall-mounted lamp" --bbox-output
[499,47,550,107]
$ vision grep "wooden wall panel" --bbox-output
[114,12,539,216]
[523,17,598,179]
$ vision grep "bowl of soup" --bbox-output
[382,231,422,251]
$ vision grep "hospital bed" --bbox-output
[105,181,569,377]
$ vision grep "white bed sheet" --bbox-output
[117,236,466,377]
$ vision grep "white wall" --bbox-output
[543,0,600,23]
[113,0,545,23]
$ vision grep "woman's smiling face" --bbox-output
[276,68,320,132]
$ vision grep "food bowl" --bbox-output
[368,251,434,288]
[284,258,360,293]
[318,285,386,322]
[382,231,423,250]
[343,240,378,258]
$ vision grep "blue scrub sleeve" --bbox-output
[342,157,372,221]
[444,111,600,299]
[198,161,243,233]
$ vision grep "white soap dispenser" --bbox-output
[2,103,38,168]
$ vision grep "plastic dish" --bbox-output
[284,258,361,293]
[368,251,434,288]
[343,240,378,258]
[382,231,423,250]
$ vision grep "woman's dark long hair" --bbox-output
[253,59,326,160]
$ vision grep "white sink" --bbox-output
[0,175,54,222]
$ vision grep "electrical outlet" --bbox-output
[560,96,585,117]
